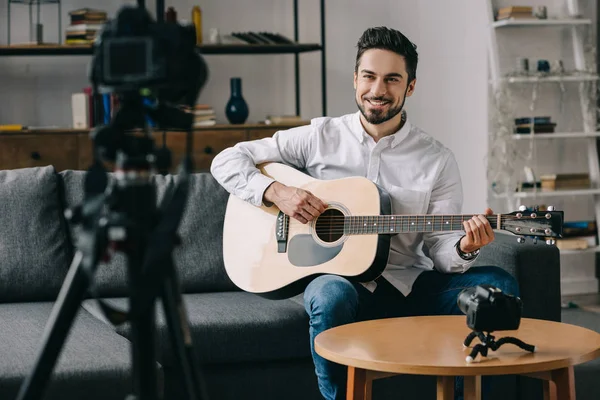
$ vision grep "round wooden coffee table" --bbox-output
[315,316,600,400]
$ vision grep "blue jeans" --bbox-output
[303,266,520,400]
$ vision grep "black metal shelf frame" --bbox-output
[7,0,62,45]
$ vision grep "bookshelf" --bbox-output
[1,0,327,117]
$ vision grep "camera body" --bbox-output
[457,284,522,332]
[90,5,207,105]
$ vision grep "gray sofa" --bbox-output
[0,165,562,400]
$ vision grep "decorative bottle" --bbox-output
[192,6,202,44]
[225,77,249,124]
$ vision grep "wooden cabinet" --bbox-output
[0,134,78,171]
[163,130,246,171]
[0,124,296,172]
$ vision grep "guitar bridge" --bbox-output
[276,211,289,253]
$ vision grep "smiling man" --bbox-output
[211,27,517,400]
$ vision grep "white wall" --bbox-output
[0,0,490,213]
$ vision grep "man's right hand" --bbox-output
[263,182,328,224]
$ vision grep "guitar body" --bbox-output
[223,163,392,299]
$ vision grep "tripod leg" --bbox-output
[466,344,490,363]
[464,331,479,347]
[17,251,94,400]
[495,337,536,353]
[161,257,209,400]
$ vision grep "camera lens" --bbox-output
[457,287,476,315]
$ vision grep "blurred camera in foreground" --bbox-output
[457,284,522,332]
[90,5,207,107]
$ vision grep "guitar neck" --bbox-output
[344,214,502,235]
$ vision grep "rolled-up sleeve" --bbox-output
[210,124,314,207]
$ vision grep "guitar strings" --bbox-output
[308,215,553,234]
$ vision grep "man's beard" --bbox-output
[356,86,409,125]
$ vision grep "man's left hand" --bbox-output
[460,208,495,253]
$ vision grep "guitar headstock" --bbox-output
[502,205,564,244]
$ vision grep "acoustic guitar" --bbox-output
[222,163,564,300]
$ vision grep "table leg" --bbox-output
[347,367,369,400]
[464,376,481,400]
[437,376,454,400]
[551,366,575,400]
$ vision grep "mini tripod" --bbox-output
[463,331,536,363]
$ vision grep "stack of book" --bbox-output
[71,88,118,129]
[65,8,108,45]
[514,116,556,134]
[264,115,305,126]
[540,173,590,190]
[193,105,216,127]
[496,6,533,20]
[555,221,597,251]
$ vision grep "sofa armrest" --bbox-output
[473,233,561,322]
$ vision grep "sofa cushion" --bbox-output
[172,173,238,293]
[59,170,176,297]
[83,292,310,365]
[0,302,133,400]
[59,170,238,296]
[0,166,72,302]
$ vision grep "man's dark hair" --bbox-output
[355,27,418,83]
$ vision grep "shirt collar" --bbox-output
[351,110,412,147]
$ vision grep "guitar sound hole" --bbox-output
[315,209,345,243]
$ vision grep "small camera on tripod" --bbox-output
[457,284,522,332]
[457,285,535,363]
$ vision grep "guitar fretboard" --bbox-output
[343,215,500,235]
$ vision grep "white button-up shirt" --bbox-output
[210,111,476,296]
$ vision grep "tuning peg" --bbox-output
[519,205,527,211]
[517,237,525,243]
[547,206,555,211]
[546,239,556,245]
[533,237,538,244]
[534,205,539,212]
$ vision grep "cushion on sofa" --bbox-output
[83,291,310,365]
[58,170,176,297]
[59,170,238,296]
[172,172,238,293]
[0,166,72,302]
[0,302,133,400]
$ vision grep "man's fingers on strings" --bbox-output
[308,197,328,213]
[294,212,309,224]
[304,203,322,218]
[480,216,494,240]
[468,220,481,244]
[474,215,494,242]
[463,220,474,242]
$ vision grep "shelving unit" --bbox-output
[493,187,600,199]
[0,0,327,117]
[491,17,591,28]
[498,74,599,83]
[512,132,600,139]
[486,1,600,295]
